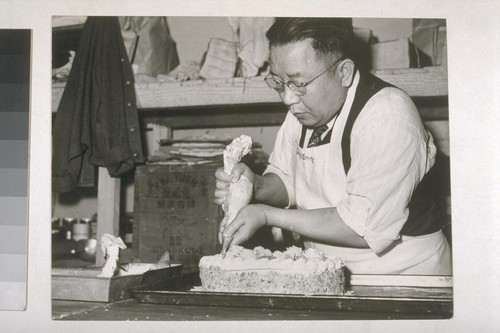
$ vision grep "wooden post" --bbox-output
[149,123,172,154]
[95,167,121,266]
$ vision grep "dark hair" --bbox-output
[266,17,354,63]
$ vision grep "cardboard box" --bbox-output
[370,38,421,70]
[133,163,223,274]
[412,19,447,67]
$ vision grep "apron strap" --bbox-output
[341,72,394,173]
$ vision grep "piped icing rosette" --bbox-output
[253,246,273,258]
[200,245,344,272]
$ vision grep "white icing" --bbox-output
[303,247,325,260]
[200,245,344,274]
[200,245,346,295]
[223,135,252,175]
[284,246,302,259]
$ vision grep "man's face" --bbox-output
[269,39,347,128]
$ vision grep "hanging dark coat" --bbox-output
[53,16,144,193]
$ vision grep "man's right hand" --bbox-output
[214,162,255,207]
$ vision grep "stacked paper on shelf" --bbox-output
[149,139,227,165]
[148,136,262,166]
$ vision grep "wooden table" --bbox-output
[52,298,450,321]
[53,279,453,321]
[52,299,450,321]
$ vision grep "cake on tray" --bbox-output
[199,245,345,295]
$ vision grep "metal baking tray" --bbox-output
[131,286,453,318]
[52,263,183,302]
[131,282,452,316]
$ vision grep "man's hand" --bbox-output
[214,162,255,207]
[221,204,267,254]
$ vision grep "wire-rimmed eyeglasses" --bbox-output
[264,57,344,96]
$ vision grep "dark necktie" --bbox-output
[307,125,329,147]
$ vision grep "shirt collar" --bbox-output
[322,69,360,132]
[302,69,361,146]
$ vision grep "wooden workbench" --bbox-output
[52,299,448,320]
[52,273,452,321]
[52,283,453,321]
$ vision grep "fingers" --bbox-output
[218,216,228,244]
[214,168,231,206]
[215,167,231,181]
[220,207,261,254]
[222,205,267,249]
[219,212,244,253]
[216,164,253,183]
[215,178,229,189]
[221,235,232,255]
[220,215,234,255]
[214,188,228,206]
[214,177,229,205]
[214,164,255,206]
[223,222,251,250]
[221,212,245,240]
[231,163,254,183]
[230,167,243,182]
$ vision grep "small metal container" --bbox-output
[62,217,77,240]
[72,218,90,241]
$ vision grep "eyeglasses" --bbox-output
[264,57,344,96]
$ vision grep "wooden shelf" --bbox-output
[51,66,448,113]
[374,66,448,97]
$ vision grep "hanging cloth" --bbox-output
[52,16,144,192]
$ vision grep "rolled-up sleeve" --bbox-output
[336,89,436,254]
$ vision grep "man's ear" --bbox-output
[339,59,355,88]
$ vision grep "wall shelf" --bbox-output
[52,66,448,113]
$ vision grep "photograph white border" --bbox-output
[0,0,498,332]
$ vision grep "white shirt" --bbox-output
[264,71,438,255]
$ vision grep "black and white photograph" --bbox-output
[0,0,499,332]
[50,15,453,320]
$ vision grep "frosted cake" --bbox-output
[199,245,345,295]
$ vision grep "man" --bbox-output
[214,18,452,275]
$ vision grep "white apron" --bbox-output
[293,118,452,275]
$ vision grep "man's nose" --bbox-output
[281,85,300,107]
